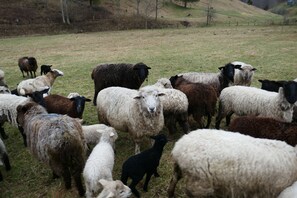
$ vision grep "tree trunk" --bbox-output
[136,0,140,15]
[184,1,187,8]
[155,0,158,21]
[61,0,70,24]
[61,0,66,23]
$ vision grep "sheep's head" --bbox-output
[133,62,151,82]
[151,134,168,148]
[282,81,297,104]
[155,78,173,89]
[50,69,64,78]
[134,86,165,116]
[69,96,91,118]
[237,64,256,81]
[219,63,241,83]
[97,179,131,198]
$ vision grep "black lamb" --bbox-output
[120,134,167,198]
[40,64,52,75]
[91,62,151,105]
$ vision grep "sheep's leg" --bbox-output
[177,113,190,134]
[62,169,72,189]
[0,170,2,181]
[2,153,11,171]
[74,173,85,197]
[21,70,25,78]
[129,179,141,198]
[215,101,224,129]
[168,163,182,198]
[225,112,233,126]
[143,172,153,192]
[121,170,129,185]
[0,125,8,139]
[93,89,99,106]
[205,114,212,128]
[192,113,203,129]
[18,126,27,147]
[154,169,160,177]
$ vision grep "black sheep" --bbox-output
[91,62,151,105]
[40,65,52,75]
[258,79,286,92]
[0,138,11,181]
[18,56,38,78]
[121,134,167,198]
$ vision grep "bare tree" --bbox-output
[61,0,70,24]
[136,0,141,15]
[206,0,215,26]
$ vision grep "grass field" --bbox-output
[0,25,297,198]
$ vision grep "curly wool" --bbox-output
[169,129,297,198]
[97,86,164,153]
[218,85,294,123]
[82,124,114,146]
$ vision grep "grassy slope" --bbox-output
[0,25,296,197]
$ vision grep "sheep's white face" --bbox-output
[97,180,131,198]
[135,87,164,115]
[239,65,255,81]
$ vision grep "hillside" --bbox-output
[0,0,283,37]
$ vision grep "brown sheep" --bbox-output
[169,75,218,129]
[17,102,86,196]
[18,56,38,78]
[228,116,297,146]
[43,94,91,119]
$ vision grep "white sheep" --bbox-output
[152,78,189,134]
[179,63,241,95]
[17,69,64,96]
[83,127,118,198]
[0,86,10,94]
[0,69,7,87]
[97,179,131,198]
[82,124,111,146]
[215,82,297,129]
[97,86,165,154]
[168,129,297,198]
[231,61,256,86]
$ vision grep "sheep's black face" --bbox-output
[133,63,151,82]
[72,96,91,118]
[283,81,297,104]
[151,134,168,147]
[219,63,237,83]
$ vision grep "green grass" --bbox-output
[0,25,297,198]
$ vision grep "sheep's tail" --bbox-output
[91,69,95,80]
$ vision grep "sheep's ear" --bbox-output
[134,95,141,100]
[258,79,263,83]
[251,68,257,71]
[218,66,224,70]
[110,132,115,137]
[99,179,109,187]
[158,93,165,97]
[85,98,92,102]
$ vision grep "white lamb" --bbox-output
[83,127,118,198]
[215,83,297,129]
[231,61,256,86]
[97,179,131,198]
[278,181,297,198]
[96,86,165,154]
[152,78,189,134]
[17,69,63,96]
[168,129,297,198]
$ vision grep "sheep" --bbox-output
[83,126,118,198]
[0,138,11,181]
[17,69,64,96]
[259,79,286,92]
[178,63,241,95]
[168,129,297,198]
[91,62,151,106]
[259,79,297,122]
[97,179,131,198]
[121,134,168,198]
[169,75,218,129]
[97,86,165,154]
[152,78,189,135]
[43,94,91,119]
[40,64,52,75]
[16,102,86,196]
[215,81,297,129]
[231,61,256,86]
[18,56,38,78]
[228,116,297,146]
[81,124,105,146]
